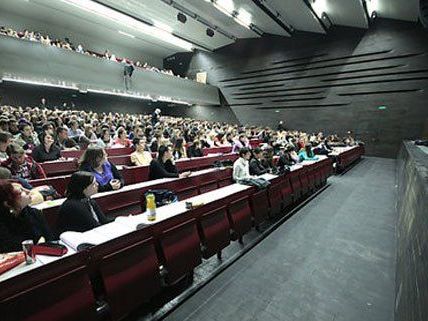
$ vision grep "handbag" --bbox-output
[238,178,271,189]
[141,189,178,211]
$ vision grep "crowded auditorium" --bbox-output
[0,1,427,321]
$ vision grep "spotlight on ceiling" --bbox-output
[321,12,332,29]
[206,28,214,37]
[371,10,377,19]
[177,12,187,23]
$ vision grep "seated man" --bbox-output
[56,126,78,150]
[233,147,253,182]
[1,144,46,180]
[249,147,268,176]
[14,123,40,151]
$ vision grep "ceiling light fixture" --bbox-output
[211,0,252,30]
[118,30,135,38]
[310,0,328,19]
[60,0,193,51]
[2,77,79,90]
[365,0,379,17]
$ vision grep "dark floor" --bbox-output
[163,157,397,321]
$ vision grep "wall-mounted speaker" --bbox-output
[177,12,187,24]
[206,28,214,37]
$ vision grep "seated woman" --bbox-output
[187,140,203,158]
[79,147,124,192]
[58,172,112,234]
[112,127,131,148]
[298,144,319,161]
[130,137,153,166]
[0,180,54,253]
[96,128,114,149]
[31,133,62,163]
[1,144,46,180]
[277,145,297,173]
[149,145,190,180]
[172,138,187,160]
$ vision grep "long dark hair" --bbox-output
[79,147,105,169]
[66,171,95,199]
[157,145,170,162]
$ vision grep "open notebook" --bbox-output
[60,222,134,251]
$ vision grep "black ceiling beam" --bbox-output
[251,0,294,35]
[302,0,329,33]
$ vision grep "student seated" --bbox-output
[31,133,62,163]
[233,147,253,182]
[0,180,54,252]
[249,148,268,176]
[130,137,152,166]
[14,123,40,151]
[79,147,124,192]
[1,144,46,180]
[58,172,112,234]
[149,145,190,180]
[277,145,297,172]
[0,131,12,162]
[187,140,203,158]
[298,144,319,161]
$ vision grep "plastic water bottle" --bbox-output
[146,193,157,221]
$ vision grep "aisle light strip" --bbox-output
[59,0,193,51]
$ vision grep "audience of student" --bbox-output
[79,147,124,192]
[96,128,114,149]
[113,127,131,148]
[130,137,152,166]
[149,145,190,180]
[31,133,62,163]
[0,180,54,252]
[57,171,112,234]
[172,138,187,160]
[232,134,250,153]
[1,144,46,180]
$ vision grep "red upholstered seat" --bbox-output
[122,165,150,185]
[227,196,253,242]
[90,229,161,321]
[289,170,303,201]
[218,177,234,187]
[249,189,270,226]
[109,155,132,166]
[280,176,293,209]
[0,252,97,321]
[198,180,218,194]
[268,182,283,216]
[158,218,202,284]
[299,168,310,196]
[176,186,199,200]
[198,206,231,259]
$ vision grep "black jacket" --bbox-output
[149,159,179,180]
[187,145,203,158]
[32,144,61,163]
[249,158,268,176]
[57,198,112,234]
[0,206,55,252]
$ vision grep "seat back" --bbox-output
[249,189,270,226]
[198,206,230,259]
[158,218,202,284]
[0,252,97,321]
[227,196,253,239]
[198,180,218,194]
[91,229,161,321]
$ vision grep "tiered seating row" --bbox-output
[332,145,365,172]
[1,157,332,321]
[32,153,239,195]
